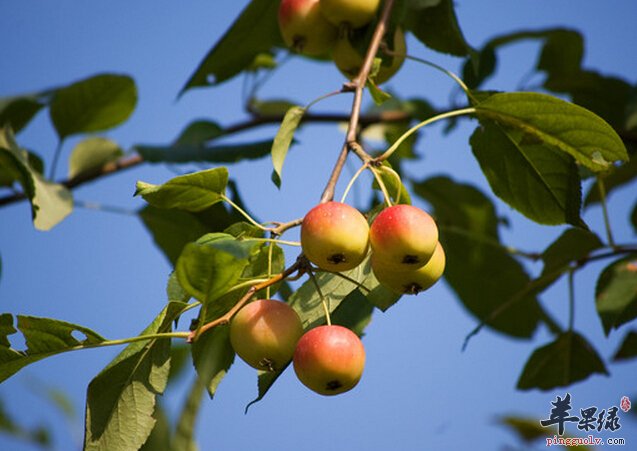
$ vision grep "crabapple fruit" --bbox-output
[319,0,381,29]
[229,299,303,371]
[371,241,446,294]
[369,203,438,270]
[332,28,406,84]
[293,325,366,395]
[278,0,338,56]
[300,201,370,272]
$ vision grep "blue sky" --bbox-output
[1,1,637,450]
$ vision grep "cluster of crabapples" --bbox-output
[278,0,407,84]
[229,202,444,396]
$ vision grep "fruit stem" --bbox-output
[340,162,370,203]
[378,107,476,162]
[369,166,393,206]
[220,194,269,231]
[309,270,331,326]
[319,0,396,204]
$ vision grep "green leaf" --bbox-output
[0,127,73,230]
[596,255,637,335]
[474,92,629,172]
[180,0,282,92]
[541,229,603,276]
[136,139,273,164]
[50,73,137,139]
[170,377,205,451]
[271,106,304,188]
[331,289,375,337]
[135,167,228,212]
[414,176,542,338]
[68,136,123,179]
[632,202,637,234]
[175,234,257,304]
[405,0,474,57]
[0,314,105,383]
[84,301,187,451]
[0,94,46,133]
[497,415,594,449]
[517,332,608,390]
[612,330,637,362]
[139,405,170,451]
[191,325,235,397]
[175,120,223,145]
[249,98,297,116]
[372,163,411,205]
[471,121,583,226]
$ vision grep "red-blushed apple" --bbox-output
[369,203,438,269]
[229,299,303,371]
[332,27,406,84]
[293,325,366,395]
[372,241,446,294]
[319,0,380,29]
[278,0,338,56]
[300,201,370,272]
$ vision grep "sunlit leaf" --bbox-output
[50,73,136,139]
[135,167,228,212]
[596,255,637,335]
[84,302,188,451]
[471,121,583,226]
[68,136,123,179]
[517,332,608,390]
[180,0,282,92]
[474,92,629,172]
[271,106,304,188]
[0,127,73,230]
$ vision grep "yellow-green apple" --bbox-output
[301,201,370,271]
[293,325,366,395]
[332,28,406,84]
[278,0,338,56]
[370,203,438,269]
[229,299,303,371]
[319,0,380,28]
[371,241,446,294]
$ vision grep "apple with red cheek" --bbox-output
[293,325,366,395]
[372,241,446,295]
[369,204,439,270]
[301,201,370,272]
[278,0,338,56]
[229,299,303,371]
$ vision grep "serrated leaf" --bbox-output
[180,0,282,92]
[414,176,542,338]
[271,106,304,188]
[50,73,136,139]
[471,121,583,226]
[68,136,123,179]
[175,235,257,304]
[191,325,235,398]
[0,94,46,133]
[517,332,608,390]
[405,0,474,57]
[0,314,105,383]
[474,92,629,172]
[596,255,637,335]
[0,127,73,230]
[136,139,273,164]
[612,330,637,362]
[135,167,228,212]
[84,301,187,451]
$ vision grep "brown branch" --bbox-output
[186,259,304,343]
[0,109,410,209]
[319,0,396,204]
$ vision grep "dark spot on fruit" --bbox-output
[326,380,343,391]
[403,283,423,295]
[258,358,276,372]
[402,255,420,265]
[328,253,346,265]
